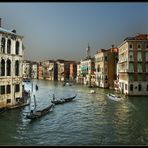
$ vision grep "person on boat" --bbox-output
[53,94,55,101]
[36,84,38,91]
[30,110,34,116]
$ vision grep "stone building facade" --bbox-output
[117,34,148,96]
[0,26,24,108]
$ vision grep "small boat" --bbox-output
[89,90,96,94]
[0,108,6,113]
[106,93,123,102]
[63,82,72,86]
[51,94,77,105]
[26,95,54,119]
[26,104,54,119]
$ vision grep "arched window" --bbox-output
[7,59,11,76]
[7,39,11,54]
[1,59,5,76]
[15,41,19,55]
[15,60,19,76]
[1,38,5,53]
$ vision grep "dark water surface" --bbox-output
[0,79,148,145]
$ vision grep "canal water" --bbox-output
[0,79,148,145]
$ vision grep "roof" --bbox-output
[124,34,148,41]
[96,49,107,54]
[0,27,23,38]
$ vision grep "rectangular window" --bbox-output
[105,75,108,80]
[129,63,134,72]
[129,51,134,61]
[6,85,11,94]
[129,44,133,49]
[137,51,142,61]
[7,99,11,103]
[138,85,142,91]
[138,63,142,72]
[15,84,20,92]
[138,74,142,81]
[129,74,134,81]
[125,84,127,90]
[0,85,5,95]
[105,56,108,61]
[138,44,141,49]
[146,52,148,61]
[146,75,148,81]
[146,64,148,72]
[130,84,133,91]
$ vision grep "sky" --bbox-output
[0,2,148,62]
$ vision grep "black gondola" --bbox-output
[26,95,54,119]
[26,103,54,119]
[51,94,77,105]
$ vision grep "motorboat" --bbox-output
[106,93,123,102]
[89,90,96,94]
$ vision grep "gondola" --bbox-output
[26,95,54,119]
[26,103,54,119]
[51,94,77,105]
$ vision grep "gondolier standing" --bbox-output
[53,94,55,101]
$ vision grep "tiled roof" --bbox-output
[124,34,148,41]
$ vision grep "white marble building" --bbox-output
[0,23,24,108]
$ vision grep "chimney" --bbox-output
[0,18,1,27]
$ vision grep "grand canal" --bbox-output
[0,79,148,145]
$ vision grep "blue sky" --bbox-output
[0,2,148,62]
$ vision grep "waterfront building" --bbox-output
[95,46,118,89]
[31,61,38,79]
[117,34,148,96]
[95,49,108,88]
[76,62,84,84]
[108,46,118,89]
[41,60,57,81]
[78,58,95,85]
[77,44,95,86]
[22,60,31,79]
[69,62,77,82]
[56,59,76,82]
[38,62,43,80]
[56,59,65,81]
[0,20,24,108]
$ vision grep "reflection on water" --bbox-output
[0,79,148,145]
